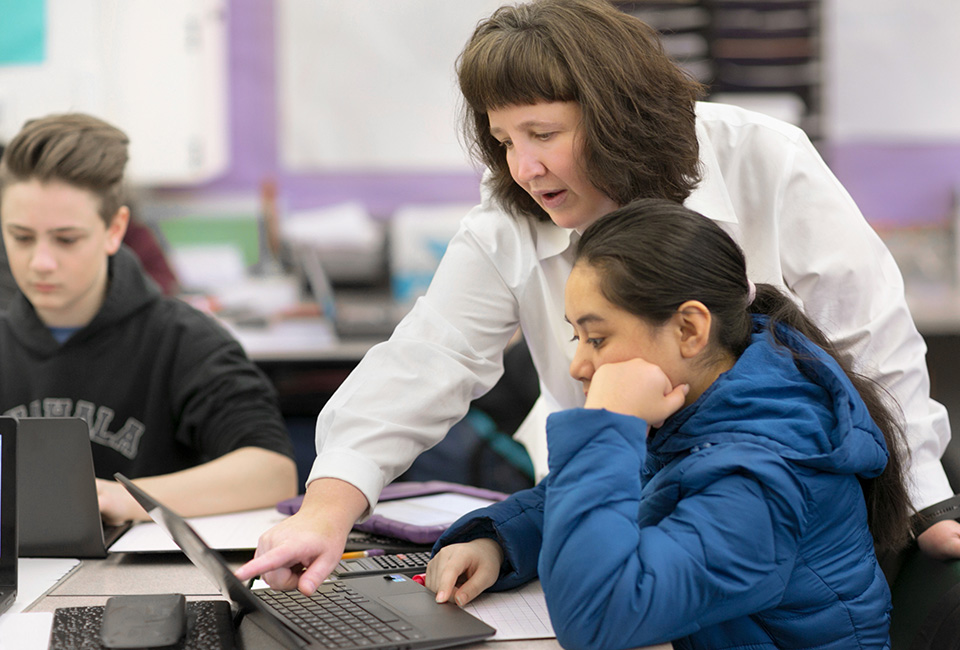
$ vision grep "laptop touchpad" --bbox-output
[380,593,445,617]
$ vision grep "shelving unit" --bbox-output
[616,1,822,139]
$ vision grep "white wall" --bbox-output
[823,0,960,142]
[276,0,504,173]
[0,0,228,184]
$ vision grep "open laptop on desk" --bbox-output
[0,418,17,613]
[114,473,496,650]
[293,241,408,340]
[17,418,130,558]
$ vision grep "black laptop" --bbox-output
[0,417,17,614]
[17,417,130,558]
[114,473,496,650]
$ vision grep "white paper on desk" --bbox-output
[10,558,80,614]
[224,317,337,358]
[463,580,555,641]
[0,612,54,650]
[170,244,248,293]
[109,507,288,553]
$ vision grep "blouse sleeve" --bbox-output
[308,203,526,513]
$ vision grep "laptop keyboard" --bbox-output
[258,582,426,648]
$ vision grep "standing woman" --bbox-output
[238,0,957,593]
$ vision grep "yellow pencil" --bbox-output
[341,549,385,560]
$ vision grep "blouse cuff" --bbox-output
[913,494,960,536]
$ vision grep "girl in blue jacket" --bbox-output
[426,198,912,650]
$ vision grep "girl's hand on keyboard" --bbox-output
[425,538,503,607]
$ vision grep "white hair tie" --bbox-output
[747,280,757,306]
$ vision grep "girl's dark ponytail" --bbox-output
[748,284,913,556]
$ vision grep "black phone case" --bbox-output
[50,599,235,650]
[100,594,186,648]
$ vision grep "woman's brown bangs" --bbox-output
[463,36,575,112]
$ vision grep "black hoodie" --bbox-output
[0,246,294,479]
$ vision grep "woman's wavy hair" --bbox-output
[456,0,704,221]
[576,198,914,556]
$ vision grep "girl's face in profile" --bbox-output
[564,262,683,399]
[487,101,619,232]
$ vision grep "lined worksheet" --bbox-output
[465,580,555,641]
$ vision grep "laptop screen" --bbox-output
[16,417,122,558]
[0,417,18,607]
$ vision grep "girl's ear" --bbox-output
[675,300,712,359]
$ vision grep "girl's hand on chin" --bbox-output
[584,359,688,425]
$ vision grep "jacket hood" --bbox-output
[4,245,161,356]
[649,316,889,480]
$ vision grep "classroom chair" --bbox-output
[943,436,960,494]
[889,542,960,649]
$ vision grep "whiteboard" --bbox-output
[276,0,504,172]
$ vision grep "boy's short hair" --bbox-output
[0,113,129,226]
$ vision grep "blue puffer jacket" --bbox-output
[435,317,892,650]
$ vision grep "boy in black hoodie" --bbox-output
[0,113,297,524]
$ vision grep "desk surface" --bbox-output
[24,552,671,650]
[220,288,405,363]
[906,286,960,336]
[223,317,382,363]
[225,289,960,365]
[218,275,960,366]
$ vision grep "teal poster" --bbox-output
[0,0,45,64]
